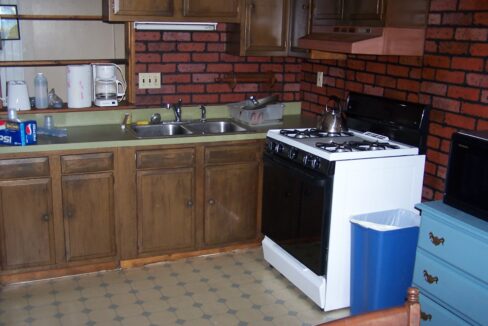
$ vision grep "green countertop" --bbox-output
[0,103,317,154]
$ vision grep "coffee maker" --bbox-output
[92,64,126,107]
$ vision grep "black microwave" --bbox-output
[443,130,488,221]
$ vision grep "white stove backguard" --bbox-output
[262,153,425,311]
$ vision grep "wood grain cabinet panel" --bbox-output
[136,148,194,170]
[312,0,343,26]
[343,0,384,26]
[61,153,113,174]
[289,0,312,57]
[182,0,240,20]
[137,168,195,255]
[204,162,259,246]
[62,173,116,262]
[108,0,175,18]
[0,179,55,270]
[0,157,49,180]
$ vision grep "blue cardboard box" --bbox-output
[0,120,37,146]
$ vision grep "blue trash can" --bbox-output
[350,209,420,315]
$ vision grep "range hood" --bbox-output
[298,26,425,56]
[134,22,218,31]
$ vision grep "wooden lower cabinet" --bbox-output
[137,168,195,255]
[204,162,259,245]
[0,178,55,270]
[62,173,116,262]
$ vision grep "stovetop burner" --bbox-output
[316,140,401,152]
[280,128,353,139]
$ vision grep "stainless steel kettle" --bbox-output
[317,96,347,133]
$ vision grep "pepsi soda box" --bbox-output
[0,120,37,146]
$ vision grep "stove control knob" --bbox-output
[266,141,275,153]
[303,154,311,166]
[311,157,321,169]
[274,143,284,154]
[288,148,298,160]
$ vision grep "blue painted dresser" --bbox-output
[413,201,488,326]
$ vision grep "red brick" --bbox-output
[407,93,419,102]
[466,73,488,88]
[261,64,283,72]
[206,84,232,93]
[427,135,441,149]
[470,43,488,56]
[136,31,161,41]
[399,57,423,67]
[163,53,190,63]
[177,63,206,73]
[137,53,161,63]
[163,32,191,41]
[410,68,422,80]
[455,28,488,41]
[347,59,366,70]
[162,74,191,83]
[366,62,386,74]
[447,86,480,101]
[424,173,446,191]
[397,79,420,92]
[147,85,176,95]
[192,94,219,104]
[438,41,470,55]
[432,96,461,112]
[433,191,444,201]
[430,0,457,11]
[220,93,246,103]
[445,112,476,129]
[427,149,449,166]
[437,166,447,179]
[422,68,436,80]
[135,42,146,52]
[425,161,437,175]
[422,187,435,201]
[461,102,488,118]
[207,43,226,52]
[477,119,488,130]
[135,64,147,73]
[459,0,488,10]
[192,53,219,62]
[421,81,448,96]
[384,89,407,101]
[147,64,176,73]
[423,55,450,68]
[346,71,355,80]
[177,43,205,52]
[284,83,301,92]
[424,41,439,53]
[136,95,161,106]
[429,123,457,139]
[430,109,445,123]
[482,90,488,103]
[429,13,442,25]
[234,64,259,73]
[451,57,484,71]
[345,81,363,93]
[147,42,176,52]
[206,64,233,73]
[284,64,302,73]
[355,72,375,84]
[426,27,454,40]
[387,64,409,77]
[192,32,219,42]
[435,69,465,84]
[363,85,384,97]
[376,75,397,88]
[162,95,191,104]
[234,84,259,92]
[474,12,488,26]
[192,73,219,83]
[443,12,473,25]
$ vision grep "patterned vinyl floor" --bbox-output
[0,248,349,326]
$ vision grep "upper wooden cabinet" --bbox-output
[312,0,343,26]
[289,0,312,57]
[103,0,240,22]
[343,0,385,26]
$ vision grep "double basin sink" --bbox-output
[129,119,252,138]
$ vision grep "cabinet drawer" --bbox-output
[205,144,260,164]
[417,293,470,326]
[0,157,50,179]
[136,148,195,169]
[61,153,114,174]
[418,213,488,283]
[413,250,488,325]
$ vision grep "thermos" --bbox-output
[34,73,48,109]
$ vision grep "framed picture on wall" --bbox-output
[0,5,20,40]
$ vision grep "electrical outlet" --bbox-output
[316,71,324,87]
[139,72,161,89]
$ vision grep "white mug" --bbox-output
[7,80,31,111]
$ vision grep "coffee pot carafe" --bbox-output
[92,64,126,107]
[317,96,347,133]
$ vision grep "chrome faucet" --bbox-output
[199,105,207,122]
[166,99,183,122]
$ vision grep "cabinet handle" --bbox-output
[428,232,445,246]
[208,199,215,205]
[42,214,49,222]
[421,311,432,321]
[423,270,438,284]
[187,200,193,208]
[302,3,309,10]
[66,211,73,219]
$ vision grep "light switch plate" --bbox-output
[316,71,324,87]
[139,72,161,89]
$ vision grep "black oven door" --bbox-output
[262,152,334,276]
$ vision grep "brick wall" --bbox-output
[301,0,488,201]
[135,23,302,107]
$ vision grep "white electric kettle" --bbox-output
[6,80,31,111]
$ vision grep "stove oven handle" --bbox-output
[263,153,330,186]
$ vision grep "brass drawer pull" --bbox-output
[423,270,438,284]
[421,311,432,321]
[187,200,193,208]
[208,199,215,205]
[42,214,49,222]
[429,232,445,246]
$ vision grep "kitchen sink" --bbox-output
[130,124,193,138]
[185,120,249,134]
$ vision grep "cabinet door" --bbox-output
[289,0,311,57]
[204,162,259,246]
[344,0,385,26]
[183,0,240,21]
[243,0,289,56]
[312,0,343,27]
[0,179,55,270]
[111,0,174,17]
[137,169,195,255]
[62,173,116,262]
